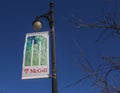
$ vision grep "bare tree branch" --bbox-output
[70,40,120,93]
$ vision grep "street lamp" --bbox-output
[32,1,58,93]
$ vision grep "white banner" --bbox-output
[22,31,49,79]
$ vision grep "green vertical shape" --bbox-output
[33,36,40,66]
[25,37,32,66]
[40,36,47,65]
[33,44,39,66]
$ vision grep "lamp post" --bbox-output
[32,1,58,93]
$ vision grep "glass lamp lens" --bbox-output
[33,21,42,31]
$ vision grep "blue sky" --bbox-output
[0,0,120,93]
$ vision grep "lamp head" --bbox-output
[32,17,42,31]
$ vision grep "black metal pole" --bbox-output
[33,1,58,93]
[49,1,58,93]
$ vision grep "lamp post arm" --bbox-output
[39,12,50,22]
[34,2,54,29]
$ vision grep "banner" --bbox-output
[22,31,49,79]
